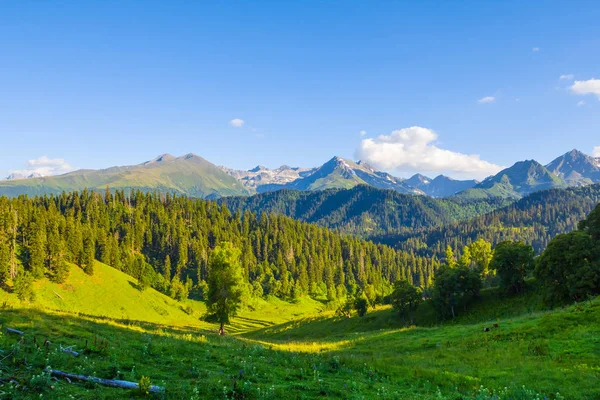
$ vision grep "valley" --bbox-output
[3,3,599,399]
[1,186,599,399]
[1,262,597,399]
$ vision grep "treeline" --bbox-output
[221,185,509,237]
[380,184,600,258]
[0,189,440,302]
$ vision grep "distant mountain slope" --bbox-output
[264,157,424,195]
[220,164,315,192]
[405,174,478,197]
[379,184,600,257]
[546,149,600,185]
[221,185,511,236]
[0,154,249,198]
[456,160,566,199]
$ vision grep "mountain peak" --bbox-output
[405,173,477,197]
[406,173,432,185]
[5,172,43,181]
[546,149,600,184]
[249,165,268,173]
[144,153,175,165]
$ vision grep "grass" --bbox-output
[0,261,324,335]
[0,264,598,399]
[244,300,599,399]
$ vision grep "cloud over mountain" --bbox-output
[355,126,503,179]
[9,156,74,178]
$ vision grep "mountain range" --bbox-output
[0,153,249,199]
[2,149,599,200]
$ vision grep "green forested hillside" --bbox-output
[0,189,439,303]
[221,185,510,236]
[221,184,600,259]
[379,184,600,257]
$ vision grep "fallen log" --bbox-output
[60,345,79,357]
[50,370,164,393]
[6,328,24,335]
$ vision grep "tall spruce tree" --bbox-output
[207,242,244,335]
[80,226,96,275]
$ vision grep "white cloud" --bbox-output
[355,126,504,179]
[560,74,574,80]
[477,96,495,104]
[570,79,600,98]
[594,146,600,158]
[229,118,245,128]
[532,47,540,52]
[577,100,585,107]
[360,130,367,136]
[9,156,74,178]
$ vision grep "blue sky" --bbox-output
[1,1,599,179]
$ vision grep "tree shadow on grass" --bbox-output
[127,280,142,291]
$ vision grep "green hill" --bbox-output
[0,260,324,333]
[0,260,207,327]
[0,154,249,199]
[221,185,510,237]
[377,183,600,257]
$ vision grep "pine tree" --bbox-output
[445,245,456,268]
[163,255,172,282]
[80,227,96,275]
[0,237,10,285]
[28,219,47,279]
[207,242,244,335]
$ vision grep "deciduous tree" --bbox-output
[535,231,600,303]
[490,241,534,294]
[390,280,422,324]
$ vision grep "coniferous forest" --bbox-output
[223,183,600,259]
[384,184,600,258]
[0,189,440,304]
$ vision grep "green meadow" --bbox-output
[1,262,598,399]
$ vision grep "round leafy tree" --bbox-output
[390,279,422,324]
[535,231,600,303]
[490,241,534,294]
[432,265,481,319]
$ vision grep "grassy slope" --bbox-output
[0,264,598,399]
[0,261,323,334]
[244,298,600,399]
